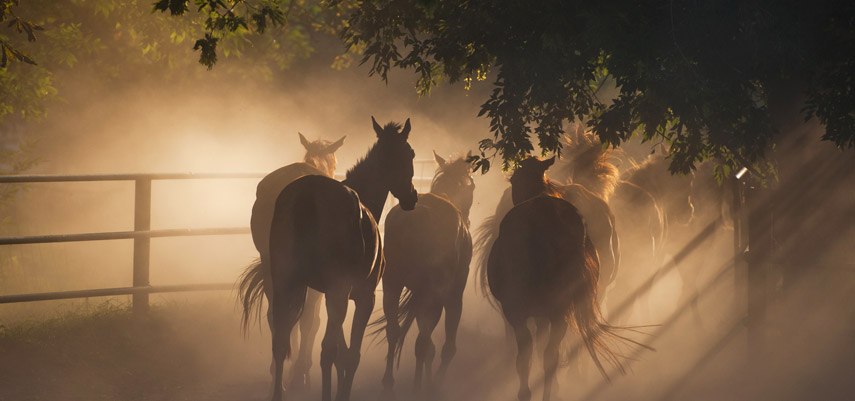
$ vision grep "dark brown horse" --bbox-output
[486,156,635,401]
[240,132,345,391]
[478,148,620,307]
[249,117,418,401]
[376,151,474,396]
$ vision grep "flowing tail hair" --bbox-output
[369,288,416,368]
[237,258,267,335]
[568,236,654,380]
[474,212,502,305]
[474,187,514,309]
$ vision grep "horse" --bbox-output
[477,141,620,308]
[247,117,419,401]
[486,156,639,401]
[239,132,345,391]
[375,151,475,396]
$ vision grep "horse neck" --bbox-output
[626,157,667,197]
[342,152,388,220]
[512,177,558,205]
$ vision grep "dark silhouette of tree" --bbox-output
[342,0,855,176]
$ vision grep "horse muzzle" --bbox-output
[396,188,418,211]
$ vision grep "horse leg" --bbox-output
[381,280,403,396]
[435,292,463,386]
[436,267,468,386]
[270,283,307,401]
[509,314,533,401]
[414,298,441,393]
[261,263,278,378]
[321,290,348,401]
[542,318,567,401]
[534,317,550,356]
[290,289,323,392]
[338,287,375,401]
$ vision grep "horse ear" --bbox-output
[542,156,556,169]
[299,132,310,149]
[433,150,447,168]
[371,116,383,138]
[466,150,473,159]
[400,118,411,140]
[326,135,346,154]
[372,116,383,137]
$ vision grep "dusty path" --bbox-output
[1,291,853,401]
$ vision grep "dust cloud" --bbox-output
[0,22,853,401]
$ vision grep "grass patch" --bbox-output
[0,298,248,401]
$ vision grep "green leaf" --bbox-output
[152,0,188,16]
[193,33,218,69]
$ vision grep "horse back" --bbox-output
[488,195,593,315]
[251,162,327,258]
[384,193,472,293]
[270,175,381,292]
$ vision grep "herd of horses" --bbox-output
[237,118,730,401]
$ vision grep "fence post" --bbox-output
[133,178,152,314]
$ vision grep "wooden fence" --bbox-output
[0,162,435,313]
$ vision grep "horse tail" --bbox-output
[475,188,514,304]
[568,232,653,380]
[474,213,501,299]
[368,288,417,367]
[238,258,267,335]
[652,199,667,261]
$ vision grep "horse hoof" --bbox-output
[380,387,396,401]
[287,373,311,395]
[518,388,532,401]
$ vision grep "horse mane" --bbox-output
[345,145,377,181]
[621,152,669,194]
[344,121,404,180]
[555,127,620,200]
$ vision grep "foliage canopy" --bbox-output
[343,0,855,176]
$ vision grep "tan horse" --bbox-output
[376,151,474,396]
[256,117,418,401]
[239,132,345,392]
[487,156,642,401]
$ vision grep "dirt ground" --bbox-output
[0,288,853,401]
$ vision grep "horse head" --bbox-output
[431,150,476,223]
[299,132,346,177]
[372,116,418,210]
[510,156,556,205]
[628,149,696,225]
